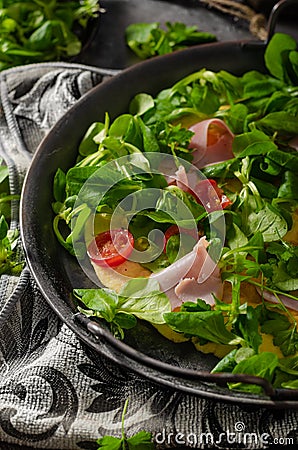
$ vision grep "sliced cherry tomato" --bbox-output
[195,178,232,211]
[164,225,180,242]
[163,224,198,252]
[87,228,134,267]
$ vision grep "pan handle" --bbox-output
[266,0,298,42]
[74,312,298,402]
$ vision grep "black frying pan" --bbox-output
[20,0,298,408]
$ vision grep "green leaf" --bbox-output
[164,310,240,345]
[278,355,298,376]
[281,379,298,389]
[165,233,196,264]
[53,168,66,203]
[243,78,284,99]
[97,436,122,450]
[65,165,100,198]
[0,163,8,185]
[238,140,277,158]
[127,431,155,449]
[114,312,137,330]
[247,203,288,242]
[129,93,154,116]
[181,299,212,312]
[230,352,279,394]
[137,118,160,153]
[190,83,219,115]
[28,20,53,51]
[256,111,298,135]
[224,103,248,134]
[232,129,275,157]
[266,149,298,173]
[78,122,104,156]
[211,349,237,373]
[141,252,170,273]
[264,32,297,82]
[289,49,298,82]
[74,288,118,322]
[120,276,155,294]
[261,309,298,356]
[0,214,8,240]
[271,262,298,291]
[119,283,171,325]
[233,306,262,353]
[125,21,216,60]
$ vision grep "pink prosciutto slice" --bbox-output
[256,287,298,311]
[150,236,222,310]
[189,118,234,168]
[289,135,298,151]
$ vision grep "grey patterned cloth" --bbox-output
[0,62,297,450]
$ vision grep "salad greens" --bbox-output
[96,399,155,449]
[0,159,23,276]
[0,0,100,70]
[53,32,298,394]
[125,21,216,59]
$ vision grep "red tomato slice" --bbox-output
[163,224,198,252]
[195,179,232,210]
[164,224,180,242]
[87,228,134,267]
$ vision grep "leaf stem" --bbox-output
[121,398,129,441]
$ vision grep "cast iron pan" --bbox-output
[21,0,298,408]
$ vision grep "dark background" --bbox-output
[74,0,298,70]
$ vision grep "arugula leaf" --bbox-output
[233,306,262,353]
[261,308,298,356]
[263,241,298,292]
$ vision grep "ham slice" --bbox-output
[150,236,223,310]
[189,118,234,168]
[256,287,298,312]
[289,135,298,151]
